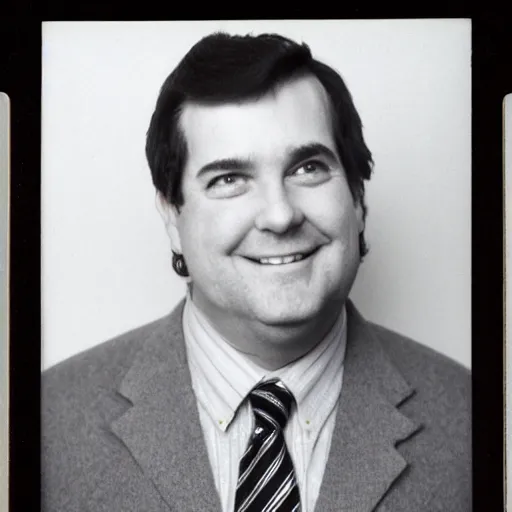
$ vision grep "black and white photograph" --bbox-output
[41,19,472,511]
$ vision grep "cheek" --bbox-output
[298,182,357,237]
[178,200,254,255]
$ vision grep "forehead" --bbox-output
[179,74,335,167]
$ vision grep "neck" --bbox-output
[190,294,344,370]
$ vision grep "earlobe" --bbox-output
[155,193,182,253]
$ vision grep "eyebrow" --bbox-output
[195,142,339,178]
[287,143,339,168]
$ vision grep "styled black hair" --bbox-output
[146,32,373,276]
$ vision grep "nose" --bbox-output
[254,183,304,234]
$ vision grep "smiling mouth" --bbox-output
[245,248,319,266]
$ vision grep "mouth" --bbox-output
[243,248,319,266]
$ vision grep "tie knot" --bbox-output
[248,379,294,431]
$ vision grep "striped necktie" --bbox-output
[234,379,301,512]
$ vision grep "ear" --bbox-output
[354,199,365,234]
[155,193,182,253]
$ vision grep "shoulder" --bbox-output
[43,314,172,398]
[369,321,471,409]
[362,320,471,454]
[41,307,185,510]
[42,303,186,429]
[370,322,471,439]
[367,322,471,509]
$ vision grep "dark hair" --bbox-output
[146,32,373,276]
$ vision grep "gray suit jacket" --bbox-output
[42,300,471,511]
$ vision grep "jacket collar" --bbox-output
[110,301,222,510]
[110,299,421,511]
[315,300,421,511]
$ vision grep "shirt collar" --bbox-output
[268,307,347,429]
[182,294,347,433]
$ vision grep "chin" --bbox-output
[252,299,327,328]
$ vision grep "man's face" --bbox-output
[165,74,364,332]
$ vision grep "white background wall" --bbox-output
[41,19,471,370]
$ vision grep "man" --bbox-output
[42,32,471,511]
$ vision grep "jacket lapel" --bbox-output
[109,301,221,511]
[315,301,422,512]
[108,298,421,512]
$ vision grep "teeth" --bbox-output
[258,254,305,265]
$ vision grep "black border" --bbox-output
[471,13,508,512]
[2,12,509,512]
[1,17,42,512]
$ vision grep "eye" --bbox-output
[207,174,243,188]
[295,161,328,174]
[289,160,331,185]
[206,173,249,198]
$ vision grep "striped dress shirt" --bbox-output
[182,296,347,512]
